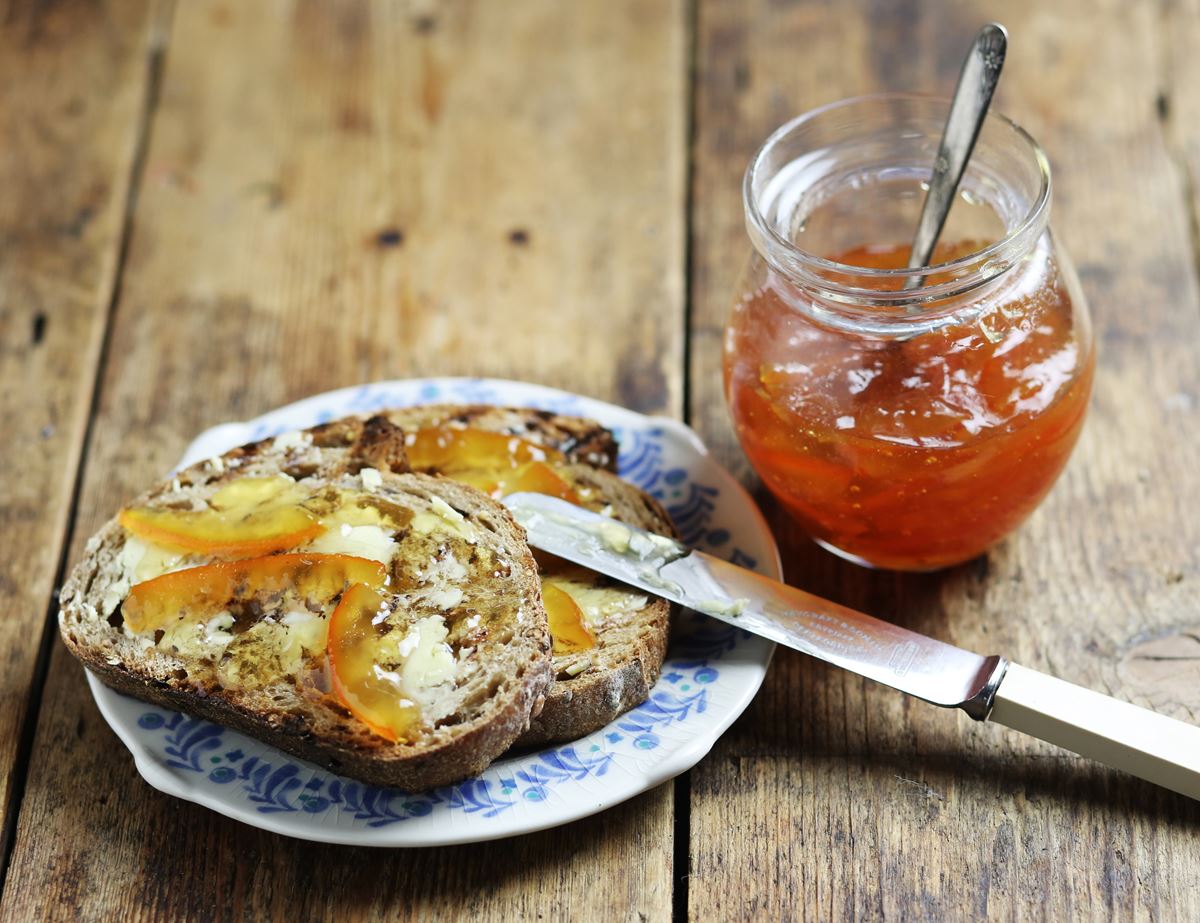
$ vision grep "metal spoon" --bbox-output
[904,23,1008,291]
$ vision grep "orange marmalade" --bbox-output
[725,240,1093,569]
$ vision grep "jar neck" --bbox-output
[744,94,1052,335]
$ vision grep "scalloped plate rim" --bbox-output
[86,377,780,846]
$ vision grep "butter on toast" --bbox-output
[59,435,552,791]
[383,405,677,747]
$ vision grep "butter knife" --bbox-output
[503,492,1200,801]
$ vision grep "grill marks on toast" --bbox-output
[224,414,409,483]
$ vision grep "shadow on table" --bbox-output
[708,489,1200,822]
[749,720,1200,824]
[708,649,1200,830]
[256,785,672,915]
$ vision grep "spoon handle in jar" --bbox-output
[905,23,1008,286]
[989,663,1200,801]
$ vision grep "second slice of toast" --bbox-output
[384,404,677,747]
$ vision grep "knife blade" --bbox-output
[503,492,1200,801]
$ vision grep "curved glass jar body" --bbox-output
[723,96,1095,571]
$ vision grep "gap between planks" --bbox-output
[1154,0,1200,313]
[0,0,177,896]
[674,0,702,920]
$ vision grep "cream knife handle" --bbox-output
[989,663,1200,800]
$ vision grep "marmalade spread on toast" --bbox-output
[405,425,580,504]
[116,474,496,742]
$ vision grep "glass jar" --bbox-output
[723,95,1095,571]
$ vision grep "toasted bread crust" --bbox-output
[218,413,410,481]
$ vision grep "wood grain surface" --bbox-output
[0,1,685,920]
[687,0,1200,919]
[0,0,164,859]
[1,0,1199,919]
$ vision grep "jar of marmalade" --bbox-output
[724,95,1095,571]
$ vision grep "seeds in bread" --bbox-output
[59,467,552,791]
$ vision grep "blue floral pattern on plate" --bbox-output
[131,613,742,828]
[88,378,780,846]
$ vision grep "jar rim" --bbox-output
[743,92,1052,306]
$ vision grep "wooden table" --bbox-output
[3,1,1199,918]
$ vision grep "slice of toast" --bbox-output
[59,457,552,791]
[381,404,677,747]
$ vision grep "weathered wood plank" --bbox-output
[0,0,686,920]
[0,0,163,860]
[688,0,1200,919]
[1163,0,1200,289]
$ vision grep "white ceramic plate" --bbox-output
[88,378,779,846]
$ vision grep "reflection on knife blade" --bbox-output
[503,491,1004,717]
